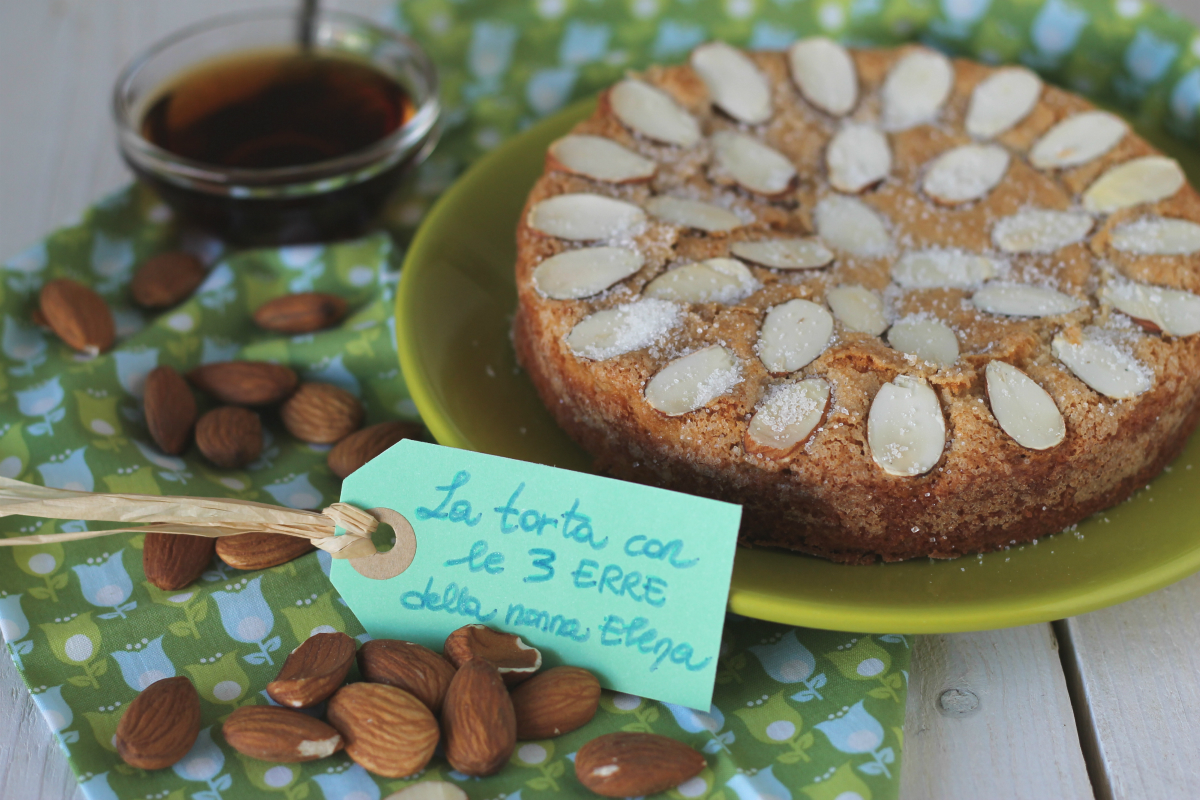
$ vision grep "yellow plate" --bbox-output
[396,98,1200,634]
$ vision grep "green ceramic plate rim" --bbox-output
[397,97,1200,634]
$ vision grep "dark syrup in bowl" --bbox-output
[128,48,434,245]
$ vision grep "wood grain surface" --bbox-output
[1,2,1199,800]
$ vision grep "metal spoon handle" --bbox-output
[298,0,319,51]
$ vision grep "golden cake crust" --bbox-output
[512,43,1200,563]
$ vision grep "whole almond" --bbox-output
[223,705,343,763]
[39,278,115,356]
[216,532,315,571]
[575,733,706,797]
[441,658,516,776]
[281,383,364,444]
[131,251,206,309]
[195,406,262,469]
[143,533,215,591]
[254,292,348,334]
[326,682,439,778]
[187,361,298,406]
[115,676,200,769]
[444,624,541,685]
[357,639,457,713]
[511,666,601,740]
[328,421,422,479]
[143,365,196,455]
[267,631,357,708]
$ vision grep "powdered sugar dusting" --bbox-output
[753,379,829,436]
[566,298,684,360]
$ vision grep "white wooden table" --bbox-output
[2,2,1199,798]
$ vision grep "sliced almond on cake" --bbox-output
[1082,156,1186,213]
[646,196,744,232]
[922,144,1010,205]
[745,378,831,458]
[731,238,834,270]
[691,42,772,124]
[788,37,858,117]
[826,124,891,193]
[965,67,1042,139]
[867,375,946,476]
[992,209,1093,253]
[711,131,797,196]
[533,247,645,299]
[547,135,657,183]
[826,285,888,335]
[984,361,1066,450]
[971,283,1084,317]
[643,258,757,303]
[608,79,701,147]
[644,345,741,415]
[891,249,999,288]
[566,299,683,360]
[813,195,891,257]
[881,49,954,132]
[1110,217,1200,256]
[528,194,646,240]
[1029,111,1128,170]
[1100,281,1200,336]
[886,317,959,367]
[1052,334,1152,398]
[757,298,835,374]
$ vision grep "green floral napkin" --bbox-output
[4,0,1199,798]
[0,184,910,800]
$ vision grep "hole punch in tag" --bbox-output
[350,507,418,581]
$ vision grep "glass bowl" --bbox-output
[113,8,440,245]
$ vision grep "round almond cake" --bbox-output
[511,40,1200,564]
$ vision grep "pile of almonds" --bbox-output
[32,250,426,592]
[115,624,704,798]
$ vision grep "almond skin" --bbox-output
[444,624,541,686]
[441,658,517,776]
[326,683,439,778]
[357,639,457,714]
[223,705,343,763]
[39,278,115,355]
[187,361,298,406]
[267,631,357,708]
[254,292,348,334]
[143,365,196,455]
[511,666,601,740]
[281,383,364,444]
[143,533,215,591]
[216,532,315,571]
[575,732,706,797]
[131,251,206,309]
[328,421,422,479]
[195,406,262,469]
[115,676,201,769]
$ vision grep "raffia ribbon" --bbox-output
[0,476,378,559]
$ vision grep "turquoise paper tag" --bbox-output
[331,440,741,710]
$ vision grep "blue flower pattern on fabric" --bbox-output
[313,764,381,800]
[72,550,136,619]
[37,447,93,492]
[816,700,895,777]
[111,635,175,691]
[212,577,281,666]
[18,377,65,436]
